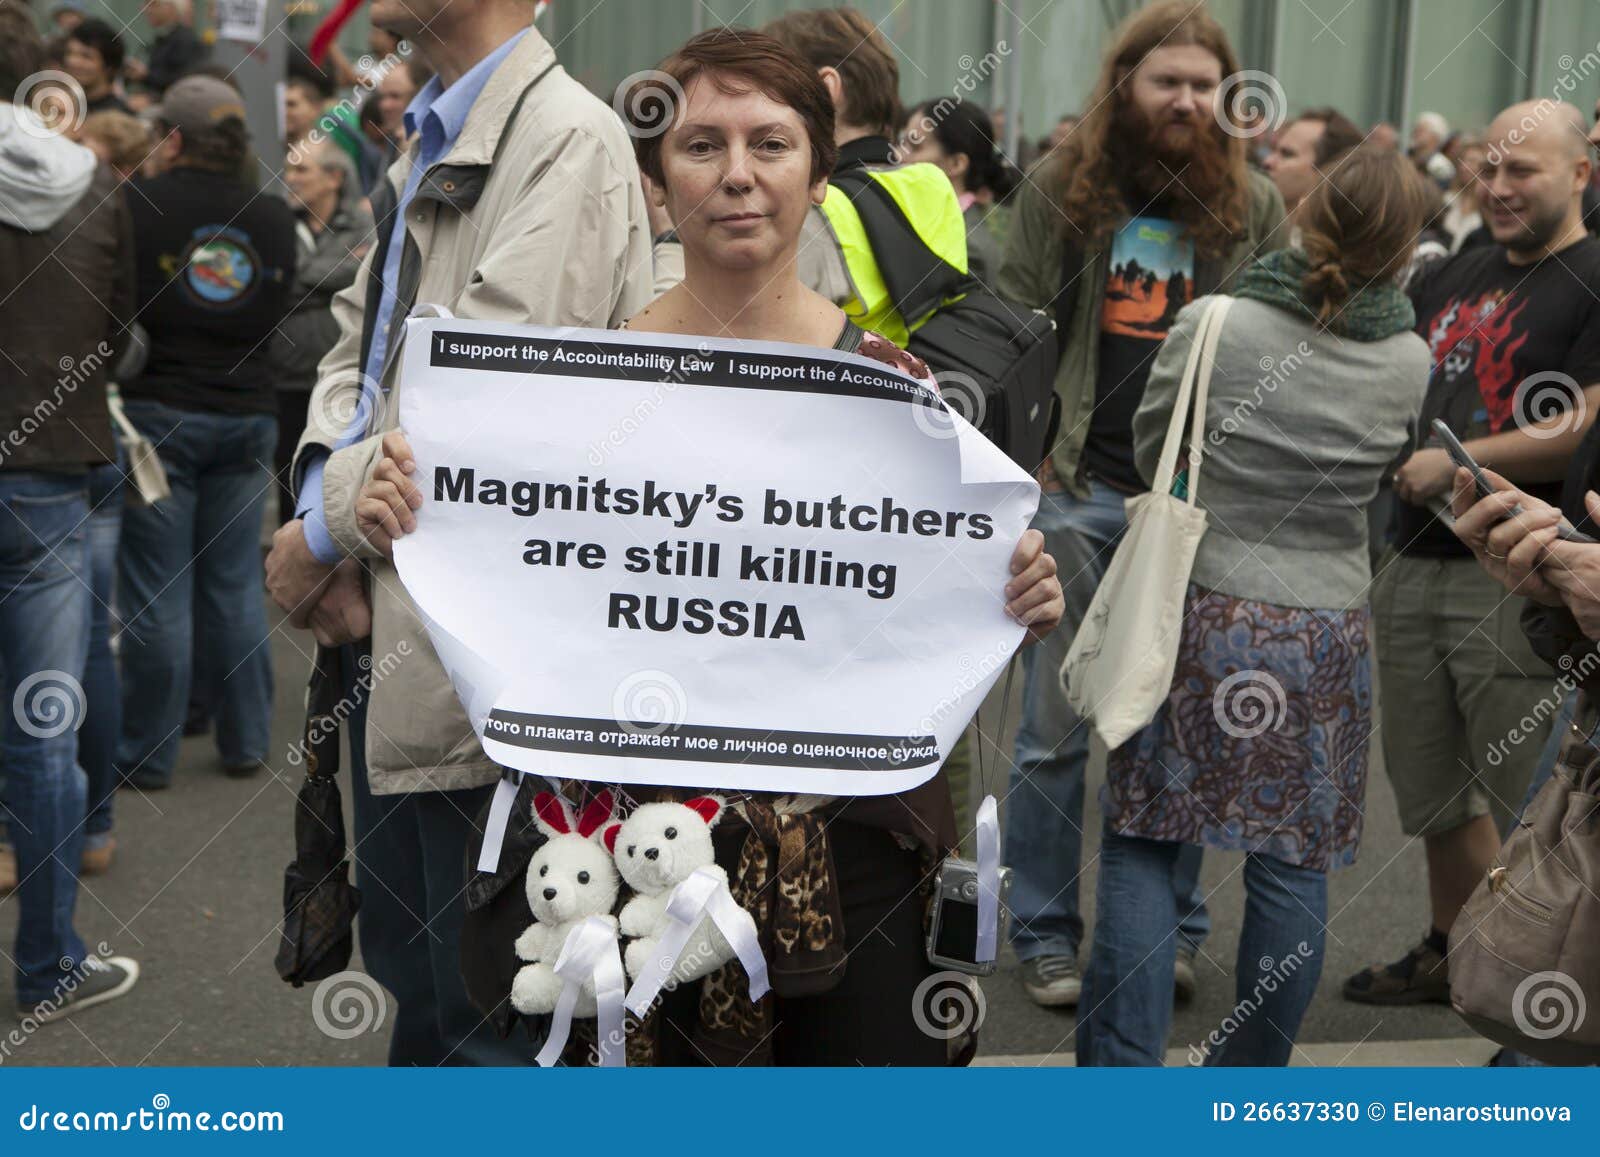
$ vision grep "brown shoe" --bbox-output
[0,845,14,894]
[1342,938,1451,1005]
[80,838,116,876]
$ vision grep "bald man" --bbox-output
[1346,100,1600,1007]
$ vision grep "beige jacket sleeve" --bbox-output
[317,126,653,560]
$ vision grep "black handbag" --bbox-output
[274,647,363,986]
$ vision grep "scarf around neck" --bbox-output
[1232,247,1414,341]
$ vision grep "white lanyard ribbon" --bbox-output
[534,917,626,1068]
[475,775,520,874]
[975,794,1001,963]
[623,866,770,1017]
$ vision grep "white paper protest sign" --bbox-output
[393,318,1039,797]
[216,0,269,42]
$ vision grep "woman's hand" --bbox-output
[356,431,422,558]
[1006,529,1063,646]
[1447,467,1564,606]
[1393,446,1456,506]
[1539,493,1600,638]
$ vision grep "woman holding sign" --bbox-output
[354,30,1063,1066]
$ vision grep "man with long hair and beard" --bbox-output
[994,0,1286,1011]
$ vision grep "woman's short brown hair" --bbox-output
[629,28,838,187]
[1297,146,1432,327]
[763,6,899,138]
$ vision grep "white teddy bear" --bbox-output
[602,795,736,986]
[509,790,620,1018]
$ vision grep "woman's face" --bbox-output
[656,73,826,273]
[897,114,967,190]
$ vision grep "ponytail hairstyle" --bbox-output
[904,98,1017,199]
[1296,146,1431,327]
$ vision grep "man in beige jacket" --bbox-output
[264,0,653,1064]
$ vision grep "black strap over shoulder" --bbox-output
[1054,234,1084,367]
[828,169,966,326]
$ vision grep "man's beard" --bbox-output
[1109,98,1236,215]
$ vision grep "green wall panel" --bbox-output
[1409,0,1534,134]
[42,1,1600,163]
[1272,0,1403,130]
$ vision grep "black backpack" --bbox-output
[828,170,1059,472]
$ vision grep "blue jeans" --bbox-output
[1519,686,1581,822]
[341,646,532,1066]
[116,401,275,784]
[82,455,123,840]
[1078,824,1326,1066]
[1007,481,1208,962]
[0,472,91,1004]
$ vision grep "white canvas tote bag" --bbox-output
[1059,295,1233,749]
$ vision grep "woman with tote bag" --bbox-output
[1075,148,1433,1066]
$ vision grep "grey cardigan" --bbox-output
[1133,295,1430,610]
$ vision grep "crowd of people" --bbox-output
[2,0,1597,1067]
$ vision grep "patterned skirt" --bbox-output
[1102,585,1372,872]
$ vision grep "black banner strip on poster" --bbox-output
[427,329,934,408]
[484,709,939,772]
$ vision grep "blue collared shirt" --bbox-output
[298,27,529,563]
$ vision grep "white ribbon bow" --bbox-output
[975,794,1001,963]
[624,866,770,1017]
[534,916,627,1068]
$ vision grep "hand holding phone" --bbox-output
[1430,419,1596,544]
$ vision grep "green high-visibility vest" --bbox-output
[818,162,968,347]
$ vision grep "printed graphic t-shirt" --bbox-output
[1084,214,1195,493]
[124,169,297,415]
[1397,238,1600,557]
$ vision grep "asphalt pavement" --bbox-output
[0,604,1491,1066]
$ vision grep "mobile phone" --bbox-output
[926,857,1014,976]
[1429,419,1597,544]
[1430,419,1496,502]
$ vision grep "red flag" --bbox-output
[309,0,365,65]
[310,0,549,67]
